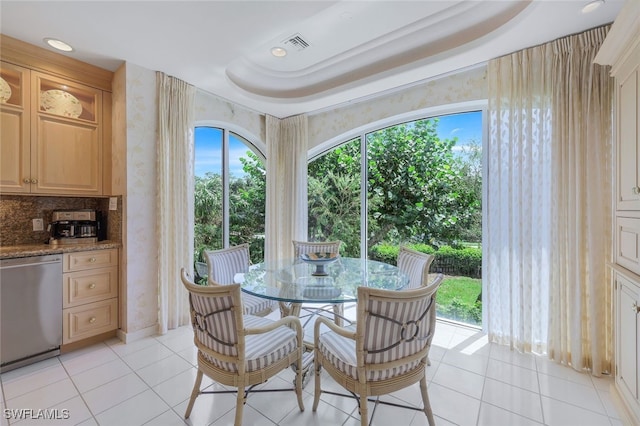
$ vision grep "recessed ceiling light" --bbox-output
[582,0,604,14]
[271,47,287,58]
[43,38,74,52]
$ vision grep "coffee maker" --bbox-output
[49,209,106,245]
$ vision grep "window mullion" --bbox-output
[223,129,230,248]
[360,133,368,259]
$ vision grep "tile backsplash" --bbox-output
[0,195,122,246]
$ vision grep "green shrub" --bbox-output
[370,245,400,265]
[370,243,482,278]
[433,245,482,278]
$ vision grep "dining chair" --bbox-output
[203,244,276,317]
[181,268,305,426]
[397,247,439,365]
[281,240,344,325]
[312,275,443,426]
[397,245,435,289]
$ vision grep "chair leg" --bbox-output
[295,350,305,412]
[234,385,245,426]
[359,393,369,426]
[420,375,435,426]
[184,369,203,418]
[312,350,322,411]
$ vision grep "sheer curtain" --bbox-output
[486,26,613,373]
[265,114,308,263]
[156,72,195,334]
[547,28,613,374]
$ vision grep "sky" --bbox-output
[436,110,483,152]
[194,110,483,178]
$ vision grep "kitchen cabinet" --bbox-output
[615,270,640,421]
[31,72,103,195]
[617,64,640,211]
[62,249,118,344]
[0,35,113,196]
[616,216,640,275]
[595,2,640,424]
[0,62,30,192]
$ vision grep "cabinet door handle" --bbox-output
[633,187,640,195]
[31,178,38,184]
[633,302,640,313]
[23,178,31,184]
[89,257,96,263]
[88,283,96,289]
[89,317,96,324]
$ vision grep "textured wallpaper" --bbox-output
[308,65,488,152]
[122,63,159,336]
[194,91,265,154]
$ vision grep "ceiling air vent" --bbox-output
[283,34,310,51]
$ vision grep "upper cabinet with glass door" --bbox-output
[0,62,31,193]
[36,73,99,123]
[30,72,103,195]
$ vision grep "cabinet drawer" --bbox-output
[64,249,117,272]
[63,298,117,344]
[617,216,640,275]
[63,266,117,308]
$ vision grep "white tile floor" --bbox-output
[0,305,622,426]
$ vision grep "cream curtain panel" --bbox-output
[265,114,308,263]
[156,72,195,334]
[486,26,613,374]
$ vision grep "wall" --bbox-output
[195,91,265,150]
[116,63,159,339]
[308,65,487,152]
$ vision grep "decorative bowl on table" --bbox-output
[300,252,339,276]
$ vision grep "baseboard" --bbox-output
[610,382,639,426]
[60,330,117,354]
[116,324,157,343]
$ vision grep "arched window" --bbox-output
[193,126,266,264]
[309,110,484,326]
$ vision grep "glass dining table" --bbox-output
[236,256,409,387]
[236,256,409,327]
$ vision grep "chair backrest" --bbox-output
[181,268,245,368]
[397,246,434,289]
[355,281,442,374]
[203,244,250,285]
[292,240,342,257]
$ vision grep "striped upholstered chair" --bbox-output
[203,244,276,317]
[397,245,435,289]
[397,246,439,365]
[279,240,344,324]
[312,276,443,426]
[181,268,305,426]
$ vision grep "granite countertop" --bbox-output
[0,240,121,259]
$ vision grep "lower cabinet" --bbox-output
[62,249,118,344]
[615,269,640,422]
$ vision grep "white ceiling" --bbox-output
[0,0,624,118]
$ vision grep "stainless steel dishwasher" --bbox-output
[1,254,63,372]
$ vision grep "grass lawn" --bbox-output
[435,275,482,325]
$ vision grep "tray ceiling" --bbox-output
[0,0,624,118]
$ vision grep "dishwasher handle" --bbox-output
[0,255,62,269]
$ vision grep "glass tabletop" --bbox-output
[237,257,409,304]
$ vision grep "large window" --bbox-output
[308,111,483,325]
[194,126,266,264]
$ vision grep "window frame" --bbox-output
[308,101,488,259]
[193,122,265,249]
